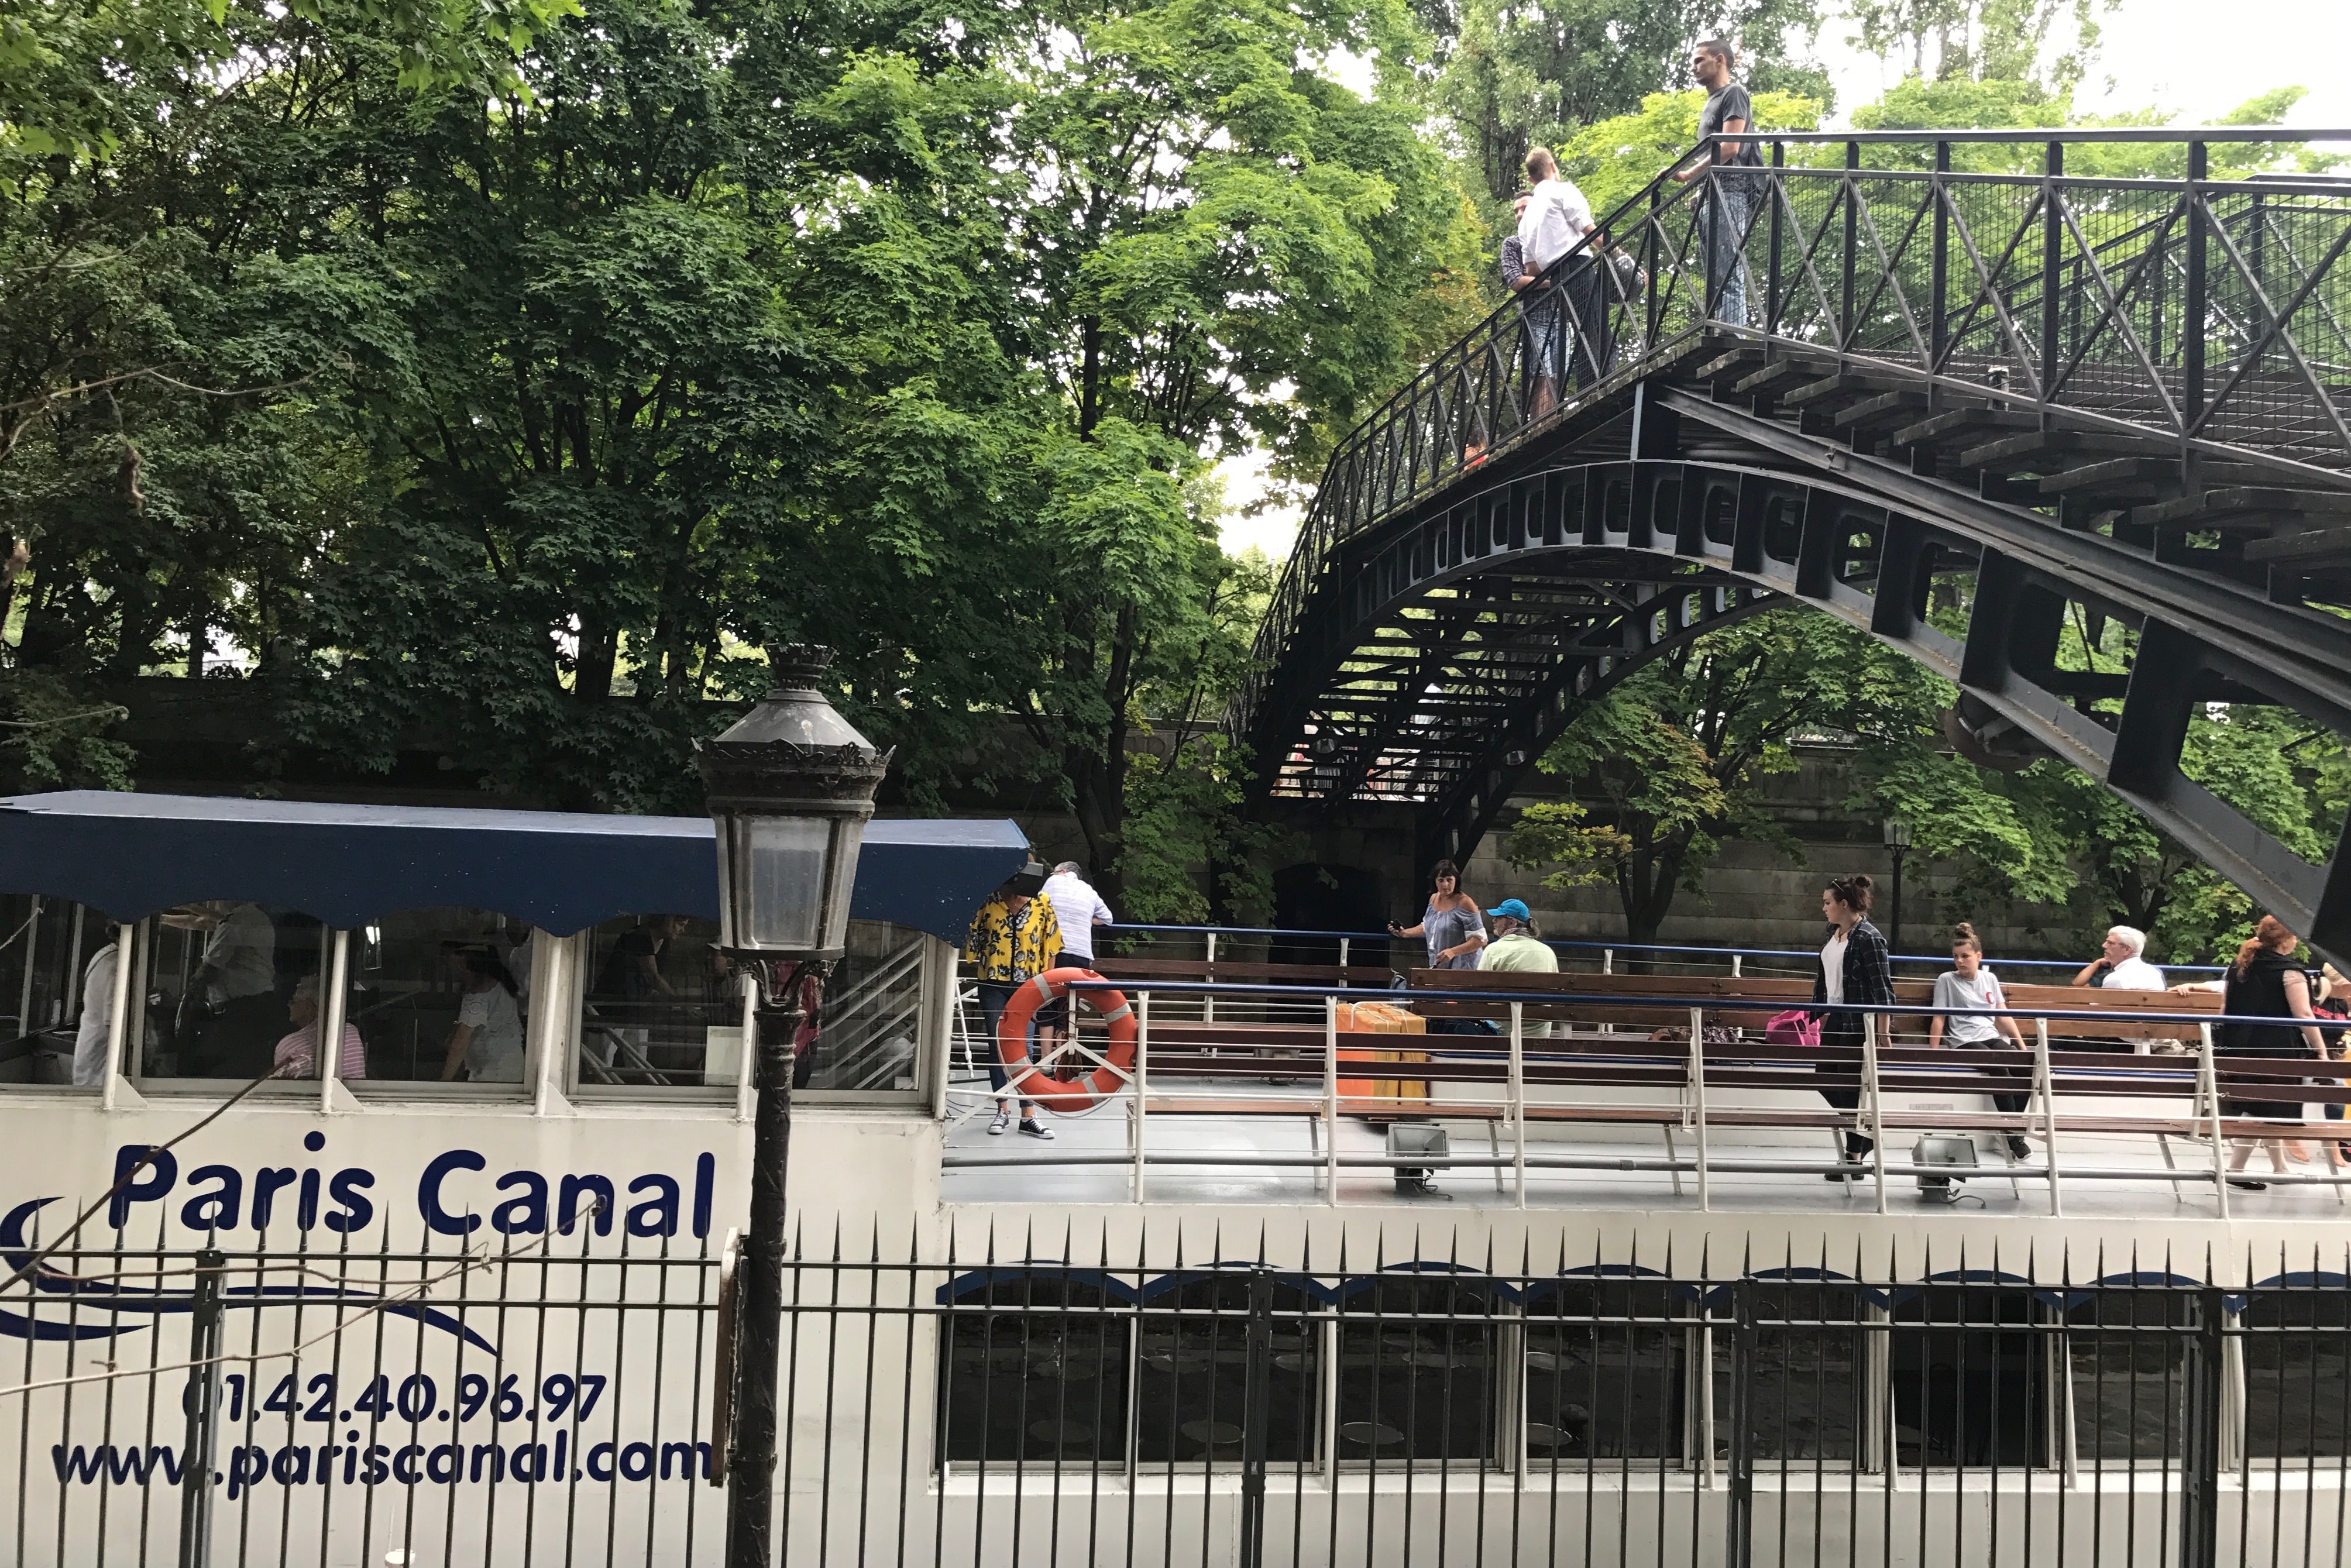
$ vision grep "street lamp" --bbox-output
[1882,817,1915,959]
[698,645,890,1568]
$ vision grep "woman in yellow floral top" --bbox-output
[963,871,1063,1137]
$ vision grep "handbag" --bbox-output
[1765,1009,1820,1047]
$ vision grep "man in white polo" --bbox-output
[1042,862,1114,968]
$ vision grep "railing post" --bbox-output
[1602,948,1614,975]
[1864,1013,1888,1213]
[177,1248,226,1568]
[1930,140,1951,373]
[1132,989,1150,1204]
[1728,1275,1755,1568]
[1508,1001,1527,1207]
[2184,140,2209,447]
[1238,1264,1275,1568]
[1203,931,1216,1024]
[2200,1021,2229,1218]
[1337,936,1349,969]
[1689,1006,1710,1212]
[1840,140,1860,350]
[1730,952,1742,978]
[2035,1018,2061,1216]
[1324,993,1340,1205]
[1765,140,1785,339]
[2180,1283,2228,1568]
[2041,139,2064,410]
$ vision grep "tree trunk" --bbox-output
[575,615,617,702]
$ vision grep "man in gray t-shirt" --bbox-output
[1674,38,1762,326]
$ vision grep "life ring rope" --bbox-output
[996,967,1138,1113]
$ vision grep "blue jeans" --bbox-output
[976,982,1032,1104]
[1701,183,1756,328]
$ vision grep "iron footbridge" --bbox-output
[1232,129,2351,951]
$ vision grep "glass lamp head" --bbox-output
[696,645,892,960]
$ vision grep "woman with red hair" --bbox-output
[2219,916,2331,1189]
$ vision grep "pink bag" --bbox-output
[1765,1009,1821,1047]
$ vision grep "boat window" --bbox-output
[936,1274,1130,1466]
[1713,1281,1867,1464]
[1891,1285,2051,1469]
[1134,1271,1319,1466]
[1525,1275,1689,1462]
[2241,1284,2351,1459]
[2065,1288,2194,1462]
[130,902,332,1086]
[337,908,534,1088]
[0,897,111,1089]
[573,916,930,1096]
[575,914,742,1092]
[1334,1275,1501,1466]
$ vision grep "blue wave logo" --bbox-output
[0,1199,496,1352]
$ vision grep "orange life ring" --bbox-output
[996,967,1136,1113]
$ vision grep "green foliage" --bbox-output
[0,0,1476,917]
[1511,606,1967,940]
[1504,799,1635,891]
[1842,0,2111,90]
[1555,88,1822,218]
[1435,0,1827,207]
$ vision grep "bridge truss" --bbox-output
[1233,129,2351,952]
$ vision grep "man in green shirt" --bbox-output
[1478,899,1558,1036]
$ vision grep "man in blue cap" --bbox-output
[1479,899,1558,1036]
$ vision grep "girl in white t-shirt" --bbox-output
[439,947,527,1083]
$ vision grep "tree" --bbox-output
[1506,606,1955,943]
[1436,0,1829,207]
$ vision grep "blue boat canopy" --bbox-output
[0,792,1030,941]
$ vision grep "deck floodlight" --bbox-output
[1913,1135,1978,1203]
[1387,1124,1451,1194]
[696,645,892,960]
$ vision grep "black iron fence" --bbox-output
[6,1219,726,1568]
[13,1222,2351,1567]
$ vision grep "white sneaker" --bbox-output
[1018,1118,1055,1140]
[988,1109,1011,1136]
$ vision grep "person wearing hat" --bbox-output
[1478,899,1558,1037]
[961,862,1063,1138]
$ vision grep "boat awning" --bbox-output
[0,792,1030,941]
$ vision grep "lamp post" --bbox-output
[698,645,891,1568]
[1882,817,1914,959]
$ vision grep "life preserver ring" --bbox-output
[997,967,1136,1113]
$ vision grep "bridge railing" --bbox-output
[1233,128,2351,751]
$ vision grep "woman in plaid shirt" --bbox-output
[1813,874,1895,1178]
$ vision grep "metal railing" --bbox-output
[1093,923,2229,977]
[800,1242,2351,1568]
[1231,126,2351,766]
[946,976,2351,1216]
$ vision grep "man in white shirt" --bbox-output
[1043,864,1114,965]
[1515,147,1623,401]
[2073,925,2166,992]
[2073,923,2167,1054]
[71,940,118,1088]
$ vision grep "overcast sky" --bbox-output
[1217,0,2351,561]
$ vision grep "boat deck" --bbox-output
[940,1094,2351,1219]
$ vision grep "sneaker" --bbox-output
[2228,1178,2268,1191]
[2005,1136,2033,1161]
[988,1109,1011,1136]
[1018,1118,1056,1140]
